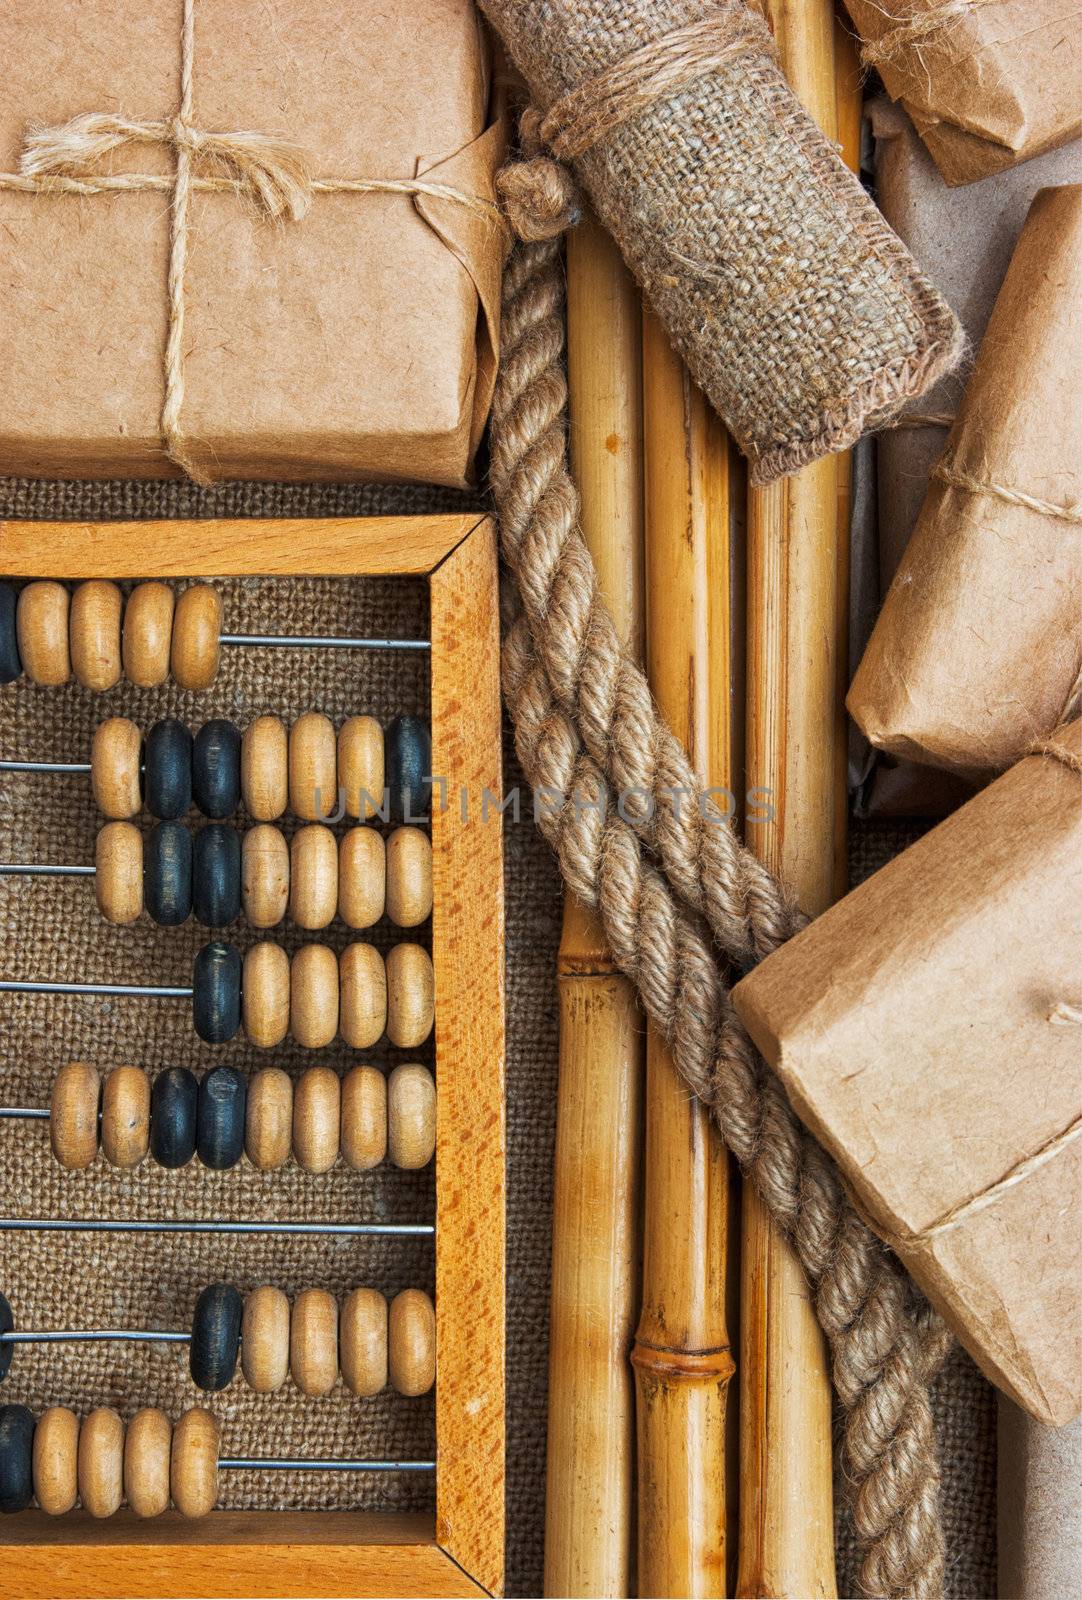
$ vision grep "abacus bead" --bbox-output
[16,580,70,686]
[290,823,338,929]
[51,1061,101,1170]
[171,583,221,691]
[193,823,242,928]
[338,827,385,930]
[245,1067,294,1170]
[386,715,431,822]
[386,827,433,928]
[389,1289,436,1396]
[94,821,143,926]
[193,719,242,819]
[339,943,387,1049]
[340,1064,387,1171]
[242,942,290,1049]
[388,1064,436,1170]
[70,580,123,692]
[0,1405,35,1513]
[385,943,435,1048]
[290,1288,339,1397]
[289,712,337,821]
[78,1408,124,1518]
[124,1409,172,1519]
[241,1286,291,1393]
[123,582,174,688]
[293,1066,341,1173]
[290,943,339,1048]
[338,715,384,820]
[91,717,143,820]
[190,1282,243,1391]
[145,719,192,820]
[0,1294,12,1383]
[241,715,288,821]
[193,942,242,1044]
[145,820,193,926]
[340,1288,388,1397]
[32,1407,79,1516]
[171,1409,218,1518]
[196,1065,246,1168]
[100,1065,151,1170]
[150,1066,198,1169]
[242,824,289,928]
[0,583,20,683]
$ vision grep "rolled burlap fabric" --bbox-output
[480,0,963,483]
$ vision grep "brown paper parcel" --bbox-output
[843,0,1082,186]
[0,0,505,486]
[732,721,1082,1427]
[848,184,1082,778]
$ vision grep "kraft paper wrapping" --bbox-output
[0,0,505,486]
[998,1401,1082,1600]
[848,184,1082,777]
[844,0,1082,186]
[732,721,1082,1427]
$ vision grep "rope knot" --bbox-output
[496,150,580,241]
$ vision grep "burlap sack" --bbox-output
[479,0,962,483]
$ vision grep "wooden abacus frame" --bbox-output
[0,515,506,1598]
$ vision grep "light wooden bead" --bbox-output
[100,1065,150,1169]
[171,583,221,691]
[245,1067,293,1170]
[340,1064,387,1171]
[241,1286,291,1393]
[242,824,289,928]
[16,580,70,686]
[338,716,384,820]
[385,943,435,1049]
[388,1064,436,1170]
[32,1406,79,1516]
[95,821,143,925]
[242,941,290,1049]
[338,827,385,929]
[290,943,339,1048]
[339,943,386,1049]
[50,1061,100,1170]
[389,1289,436,1397]
[293,1066,341,1173]
[123,582,174,688]
[386,827,433,928]
[124,1408,172,1519]
[70,580,123,692]
[242,715,288,821]
[290,1288,339,1397]
[290,824,338,930]
[289,712,337,821]
[340,1288,388,1397]
[78,1408,124,1519]
[91,717,143,820]
[171,1408,219,1519]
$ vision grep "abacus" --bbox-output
[0,517,505,1598]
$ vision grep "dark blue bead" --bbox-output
[189,1282,243,1391]
[192,942,242,1044]
[193,720,241,819]
[196,1064,246,1165]
[0,1405,34,1513]
[150,1066,198,1169]
[386,715,431,823]
[145,821,192,926]
[0,1294,13,1383]
[193,825,241,928]
[145,720,192,820]
[0,584,21,685]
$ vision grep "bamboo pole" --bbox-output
[545,214,645,1600]
[632,311,736,1599]
[737,4,841,1597]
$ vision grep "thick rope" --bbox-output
[491,212,951,1598]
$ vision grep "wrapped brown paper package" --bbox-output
[0,0,505,486]
[998,1400,1082,1600]
[844,0,1081,186]
[732,721,1082,1426]
[848,184,1082,777]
